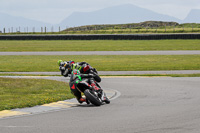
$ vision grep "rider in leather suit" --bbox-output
[69,69,102,104]
[58,60,100,82]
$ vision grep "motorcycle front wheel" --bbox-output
[84,89,102,106]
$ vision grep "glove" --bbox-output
[88,73,95,77]
[93,68,98,73]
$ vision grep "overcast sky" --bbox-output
[0,0,200,24]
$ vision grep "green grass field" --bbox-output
[1,40,200,51]
[62,28,200,34]
[0,77,74,111]
[1,55,200,72]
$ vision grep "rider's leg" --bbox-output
[70,83,85,103]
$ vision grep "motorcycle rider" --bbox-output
[69,69,109,104]
[58,60,100,82]
[57,60,70,77]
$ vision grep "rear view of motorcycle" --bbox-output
[69,69,110,106]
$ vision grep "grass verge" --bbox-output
[1,40,200,51]
[0,55,200,72]
[0,77,74,111]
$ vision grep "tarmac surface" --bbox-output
[1,76,200,133]
[1,50,200,55]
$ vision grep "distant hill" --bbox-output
[0,12,51,32]
[63,21,180,31]
[59,4,181,27]
[184,9,200,23]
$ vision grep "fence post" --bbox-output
[192,24,193,32]
[173,25,175,32]
[94,26,96,33]
[96,26,98,33]
[32,27,35,33]
[51,26,54,33]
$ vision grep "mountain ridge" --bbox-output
[183,9,200,23]
[0,12,52,32]
[59,4,182,27]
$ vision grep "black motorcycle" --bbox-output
[70,72,110,106]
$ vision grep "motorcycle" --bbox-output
[70,72,110,106]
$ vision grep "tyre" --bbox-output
[84,89,102,106]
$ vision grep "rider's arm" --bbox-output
[80,74,94,79]
[78,62,89,66]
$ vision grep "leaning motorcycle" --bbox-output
[73,73,110,106]
[66,65,109,106]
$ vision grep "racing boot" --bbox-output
[78,97,90,104]
[78,97,86,104]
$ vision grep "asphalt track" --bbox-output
[1,76,200,133]
[1,50,200,55]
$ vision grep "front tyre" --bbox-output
[84,89,102,106]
